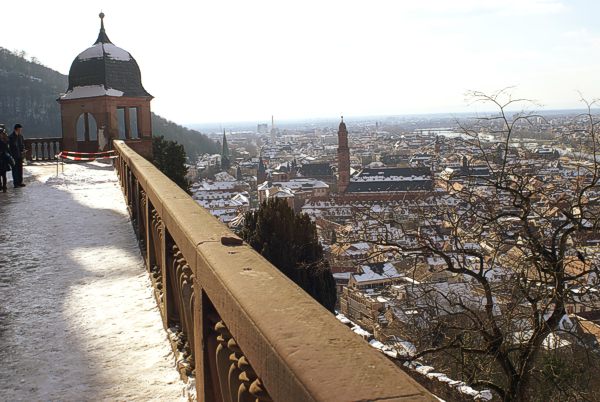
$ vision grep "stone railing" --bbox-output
[24,137,62,161]
[113,140,434,402]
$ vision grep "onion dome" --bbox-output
[61,13,152,100]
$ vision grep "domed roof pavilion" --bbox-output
[58,13,153,158]
[63,12,152,100]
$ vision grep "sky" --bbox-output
[3,0,600,124]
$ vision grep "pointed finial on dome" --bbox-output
[341,115,344,122]
[95,11,112,45]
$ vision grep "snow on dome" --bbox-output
[77,43,131,61]
[60,85,124,100]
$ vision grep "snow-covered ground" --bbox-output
[0,161,186,401]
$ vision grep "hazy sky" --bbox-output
[3,0,600,124]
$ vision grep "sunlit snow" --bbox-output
[60,84,124,100]
[77,43,131,61]
[0,162,186,400]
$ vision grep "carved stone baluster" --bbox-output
[144,196,154,273]
[179,269,195,358]
[178,264,195,375]
[237,355,256,402]
[164,242,196,381]
[130,178,139,234]
[203,311,224,401]
[133,180,144,242]
[249,378,272,402]
[227,338,243,402]
[139,189,147,256]
[238,354,272,402]
[178,266,193,328]
[127,169,134,209]
[168,245,183,326]
[149,208,164,310]
[212,319,271,402]
[123,165,128,200]
[215,321,234,402]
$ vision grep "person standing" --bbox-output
[0,126,12,192]
[8,123,25,188]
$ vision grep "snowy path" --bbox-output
[0,162,185,401]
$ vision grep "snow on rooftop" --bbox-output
[214,171,237,182]
[77,43,132,61]
[351,175,430,182]
[60,84,124,100]
[353,262,402,283]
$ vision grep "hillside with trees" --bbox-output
[150,113,218,157]
[0,47,217,158]
[0,48,65,135]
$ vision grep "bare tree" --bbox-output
[340,90,600,401]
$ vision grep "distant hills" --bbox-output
[0,47,217,158]
[151,113,218,157]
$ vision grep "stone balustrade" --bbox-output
[113,140,434,402]
[24,137,62,161]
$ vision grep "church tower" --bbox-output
[337,116,350,193]
[221,130,231,170]
[257,156,267,184]
[58,13,153,158]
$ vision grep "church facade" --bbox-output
[335,118,434,202]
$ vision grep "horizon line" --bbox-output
[181,106,598,128]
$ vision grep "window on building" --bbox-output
[129,107,139,139]
[76,114,86,142]
[117,106,141,139]
[117,107,127,139]
[88,115,98,141]
[76,112,98,142]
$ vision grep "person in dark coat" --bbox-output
[0,126,12,192]
[8,123,25,188]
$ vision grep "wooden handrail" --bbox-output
[113,140,434,402]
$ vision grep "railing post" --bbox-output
[148,205,165,319]
[25,140,33,161]
[194,287,209,402]
[23,138,63,162]
[127,168,134,211]
[145,196,154,273]
[160,227,170,329]
[137,185,144,243]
